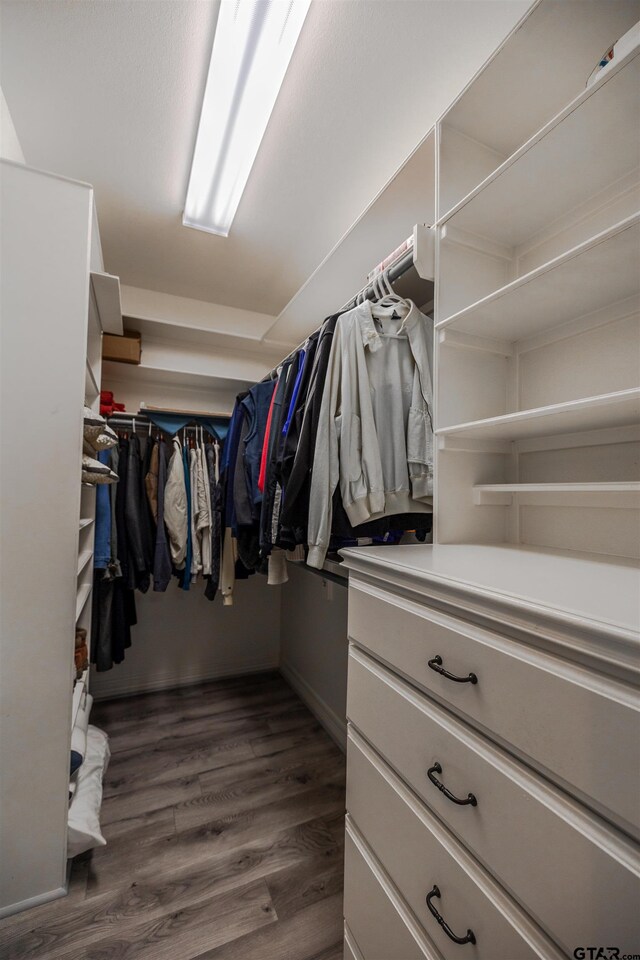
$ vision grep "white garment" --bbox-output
[189,446,202,579]
[307,300,434,570]
[220,527,236,606]
[267,548,289,585]
[198,441,212,577]
[164,438,187,568]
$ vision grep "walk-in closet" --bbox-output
[1,1,639,958]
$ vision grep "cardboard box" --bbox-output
[103,331,141,365]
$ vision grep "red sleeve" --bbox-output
[258,381,278,493]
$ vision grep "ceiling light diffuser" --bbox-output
[183,0,311,238]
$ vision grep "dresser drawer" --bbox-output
[347,730,565,960]
[344,821,436,960]
[347,648,640,956]
[344,924,364,960]
[348,581,640,832]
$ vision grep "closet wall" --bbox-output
[280,566,349,749]
[1,86,24,163]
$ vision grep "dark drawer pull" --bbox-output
[427,762,477,806]
[426,885,476,945]
[428,655,477,684]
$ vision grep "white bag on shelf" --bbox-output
[67,724,110,858]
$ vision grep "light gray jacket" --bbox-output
[307,300,434,569]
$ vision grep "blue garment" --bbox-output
[282,349,306,437]
[94,450,112,568]
[180,441,192,591]
[223,397,247,535]
[146,411,230,442]
[242,380,276,506]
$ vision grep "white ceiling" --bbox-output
[1,0,530,319]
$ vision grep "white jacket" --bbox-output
[164,438,188,568]
[307,300,433,569]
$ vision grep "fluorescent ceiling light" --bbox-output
[183,0,311,238]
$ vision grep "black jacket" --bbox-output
[278,315,340,548]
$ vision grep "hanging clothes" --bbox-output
[181,439,193,590]
[164,437,188,570]
[307,300,434,569]
[124,434,154,592]
[204,440,222,601]
[152,437,173,592]
[144,437,159,523]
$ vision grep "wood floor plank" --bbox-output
[192,893,344,960]
[0,674,346,960]
[265,854,345,922]
[103,694,300,754]
[250,723,333,758]
[101,774,201,825]
[103,735,258,796]
[175,754,344,832]
[55,879,276,960]
[89,785,345,893]
[3,821,342,960]
[198,736,341,794]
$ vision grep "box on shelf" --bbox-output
[102,330,141,365]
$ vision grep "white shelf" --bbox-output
[77,549,93,576]
[474,482,640,508]
[91,271,123,335]
[79,518,94,530]
[75,583,92,622]
[85,359,99,401]
[71,669,89,732]
[439,50,640,247]
[437,215,640,338]
[438,389,640,443]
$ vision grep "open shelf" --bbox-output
[79,518,94,531]
[437,2,640,219]
[439,50,640,248]
[71,669,88,732]
[438,389,640,443]
[437,215,640,337]
[75,583,92,622]
[77,549,93,576]
[473,482,640,507]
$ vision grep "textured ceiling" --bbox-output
[0,0,530,317]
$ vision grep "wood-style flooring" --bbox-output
[0,672,346,960]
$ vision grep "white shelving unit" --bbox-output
[434,1,640,564]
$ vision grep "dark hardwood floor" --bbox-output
[0,672,346,960]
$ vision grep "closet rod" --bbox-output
[260,243,416,382]
[106,413,209,434]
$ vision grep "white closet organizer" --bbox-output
[0,158,122,918]
[340,2,640,957]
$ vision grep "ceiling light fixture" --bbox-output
[183,0,311,238]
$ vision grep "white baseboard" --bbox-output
[0,884,67,920]
[279,660,347,752]
[91,657,280,701]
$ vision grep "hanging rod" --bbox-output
[261,224,434,382]
[106,413,213,434]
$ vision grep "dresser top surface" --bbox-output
[339,543,640,640]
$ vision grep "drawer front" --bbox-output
[347,732,565,960]
[344,924,363,960]
[347,649,640,956]
[348,581,640,831]
[344,824,434,960]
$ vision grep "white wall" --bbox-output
[1,163,91,915]
[279,564,349,750]
[91,578,281,700]
[0,86,24,163]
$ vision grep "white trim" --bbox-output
[0,884,67,920]
[279,659,347,752]
[90,657,279,700]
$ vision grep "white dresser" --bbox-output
[340,543,640,960]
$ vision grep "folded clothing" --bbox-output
[82,454,118,485]
[68,724,110,858]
